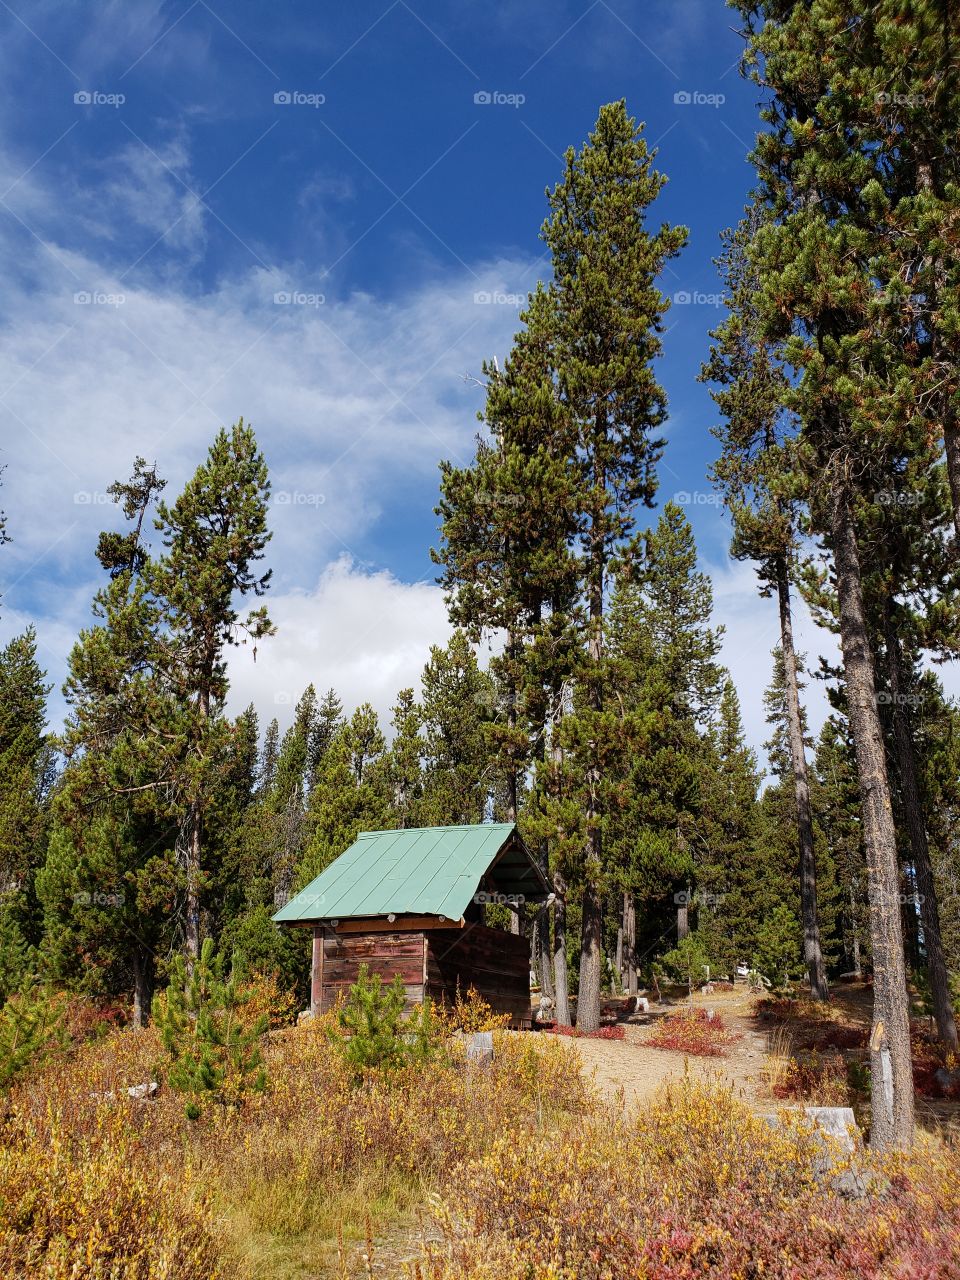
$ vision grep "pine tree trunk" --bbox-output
[677,894,689,941]
[184,802,201,962]
[624,892,638,997]
[176,806,202,964]
[775,555,829,1000]
[944,422,960,545]
[183,682,211,964]
[532,909,553,996]
[901,892,921,971]
[615,918,624,982]
[882,608,958,1051]
[830,483,914,1150]
[505,650,520,827]
[536,843,555,1001]
[577,502,606,1035]
[132,947,154,1028]
[578,881,603,1031]
[848,884,863,978]
[549,704,570,1025]
[918,161,960,544]
[539,905,555,1001]
[552,872,571,1026]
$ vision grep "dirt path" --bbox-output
[547,991,776,1113]
[566,1021,769,1110]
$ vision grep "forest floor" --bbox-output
[560,986,773,1111]
[309,982,960,1277]
[547,981,960,1132]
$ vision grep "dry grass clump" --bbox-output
[763,1025,853,1105]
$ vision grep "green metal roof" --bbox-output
[272,823,547,925]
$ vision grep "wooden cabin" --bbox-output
[272,823,551,1024]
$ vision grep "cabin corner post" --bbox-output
[310,926,322,1015]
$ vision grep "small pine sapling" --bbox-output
[0,981,67,1089]
[660,934,712,1003]
[327,963,409,1079]
[153,937,268,1117]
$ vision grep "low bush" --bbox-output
[545,1022,625,1041]
[0,982,68,1090]
[445,984,511,1034]
[0,1107,219,1278]
[414,1079,960,1280]
[647,1006,741,1057]
[769,1050,851,1104]
[153,937,268,1117]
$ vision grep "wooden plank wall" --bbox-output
[425,923,530,1022]
[319,930,426,1013]
[317,923,531,1022]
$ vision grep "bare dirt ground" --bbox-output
[557,987,773,1112]
[551,982,959,1134]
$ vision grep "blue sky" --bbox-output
[0,0,836,761]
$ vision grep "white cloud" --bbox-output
[226,556,452,733]
[0,116,545,741]
[89,136,206,257]
[0,189,540,586]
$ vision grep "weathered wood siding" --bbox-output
[425,924,530,1023]
[318,930,426,1013]
[316,922,531,1023]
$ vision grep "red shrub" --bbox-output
[590,1025,625,1041]
[544,1023,625,1041]
[61,996,128,1044]
[647,1007,740,1057]
[771,1051,849,1103]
